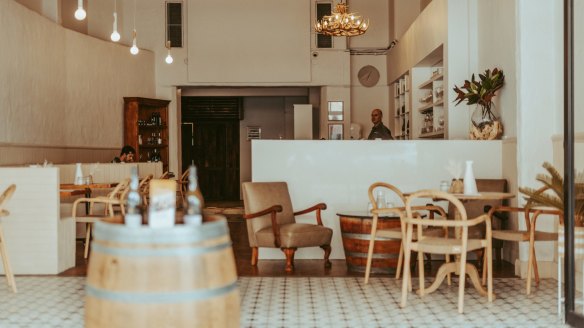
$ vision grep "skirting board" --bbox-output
[515,259,583,293]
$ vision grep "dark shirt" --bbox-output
[112,157,121,163]
[367,123,393,140]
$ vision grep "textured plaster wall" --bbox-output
[0,0,155,165]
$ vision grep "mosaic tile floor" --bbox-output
[0,276,573,327]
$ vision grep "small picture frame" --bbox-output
[328,124,343,140]
[327,101,344,121]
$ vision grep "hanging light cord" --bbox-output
[133,0,136,31]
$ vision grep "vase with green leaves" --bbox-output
[453,68,505,140]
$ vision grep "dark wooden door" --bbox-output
[182,120,240,201]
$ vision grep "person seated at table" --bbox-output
[112,145,135,163]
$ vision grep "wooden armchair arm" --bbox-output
[293,203,327,226]
[243,205,284,248]
[243,205,283,219]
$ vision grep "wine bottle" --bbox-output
[125,167,142,227]
[184,165,203,225]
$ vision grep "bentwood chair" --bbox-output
[486,188,562,294]
[364,182,447,285]
[242,182,332,272]
[401,190,493,314]
[138,174,153,206]
[72,178,130,258]
[0,184,17,292]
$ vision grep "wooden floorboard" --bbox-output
[59,211,517,278]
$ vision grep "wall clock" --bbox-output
[358,65,380,87]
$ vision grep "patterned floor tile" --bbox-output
[0,276,578,327]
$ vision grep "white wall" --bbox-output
[514,0,563,277]
[387,0,446,82]
[394,0,420,39]
[348,0,391,49]
[239,97,307,192]
[477,0,517,138]
[188,0,310,83]
[445,0,478,139]
[0,0,156,166]
[577,0,584,133]
[350,55,391,139]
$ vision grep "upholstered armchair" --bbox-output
[242,182,333,272]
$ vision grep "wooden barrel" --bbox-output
[338,212,401,274]
[85,215,239,328]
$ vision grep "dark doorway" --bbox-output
[181,97,242,201]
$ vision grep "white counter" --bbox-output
[251,140,503,260]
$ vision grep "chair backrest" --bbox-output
[242,182,295,246]
[0,184,16,210]
[406,190,471,240]
[109,178,131,201]
[139,174,153,193]
[448,179,507,221]
[367,182,406,210]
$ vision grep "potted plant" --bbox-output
[518,162,584,250]
[453,68,505,140]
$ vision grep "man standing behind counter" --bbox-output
[367,108,393,140]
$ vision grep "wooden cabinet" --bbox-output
[123,97,171,171]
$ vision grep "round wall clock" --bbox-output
[358,65,380,87]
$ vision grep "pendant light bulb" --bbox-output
[110,12,120,42]
[165,52,174,64]
[165,41,173,64]
[130,41,139,55]
[130,30,139,55]
[74,0,86,20]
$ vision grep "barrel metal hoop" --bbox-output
[90,241,232,257]
[93,220,228,244]
[341,232,397,241]
[345,252,398,259]
[86,280,238,304]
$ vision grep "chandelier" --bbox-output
[314,2,369,37]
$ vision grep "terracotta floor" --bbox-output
[59,211,517,278]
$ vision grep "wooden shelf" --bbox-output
[418,73,444,89]
[139,144,168,149]
[138,125,168,129]
[418,102,434,113]
[419,130,444,139]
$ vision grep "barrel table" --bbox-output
[337,211,401,274]
[85,215,239,328]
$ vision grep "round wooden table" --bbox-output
[337,211,401,274]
